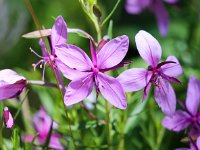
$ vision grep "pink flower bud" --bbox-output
[3,107,14,128]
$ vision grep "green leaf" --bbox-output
[107,20,113,39]
[0,103,3,121]
[22,29,51,38]
[124,94,147,134]
[12,128,20,150]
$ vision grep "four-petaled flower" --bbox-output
[162,76,200,137]
[125,0,178,36]
[23,107,63,150]
[117,30,183,115]
[55,35,129,109]
[0,69,26,101]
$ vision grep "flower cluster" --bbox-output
[2,14,198,149]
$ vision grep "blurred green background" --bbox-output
[0,0,200,149]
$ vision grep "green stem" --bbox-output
[94,21,102,42]
[14,89,29,120]
[101,0,121,27]
[106,101,112,150]
[27,80,57,88]
[19,89,32,132]
[117,93,129,150]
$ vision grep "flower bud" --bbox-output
[3,107,14,128]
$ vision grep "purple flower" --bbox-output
[3,107,14,128]
[176,136,200,150]
[117,30,183,115]
[162,76,200,136]
[125,0,178,36]
[31,15,75,83]
[0,69,26,101]
[55,35,129,109]
[23,107,63,150]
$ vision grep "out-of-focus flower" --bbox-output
[117,30,183,115]
[176,136,200,150]
[3,107,14,128]
[125,0,178,36]
[0,69,26,101]
[162,76,200,136]
[23,107,63,149]
[55,35,129,109]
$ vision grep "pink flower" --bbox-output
[0,69,26,101]
[3,107,14,128]
[23,107,63,150]
[117,30,183,115]
[55,35,129,109]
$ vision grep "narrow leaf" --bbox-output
[22,29,51,38]
[107,20,113,39]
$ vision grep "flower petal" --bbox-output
[64,73,94,106]
[197,137,200,150]
[154,79,176,116]
[0,69,26,84]
[186,76,200,115]
[55,59,89,80]
[51,16,67,48]
[117,68,151,92]
[97,72,127,109]
[39,38,48,57]
[0,81,26,101]
[55,44,93,71]
[22,134,34,143]
[135,30,162,67]
[49,133,63,150]
[125,0,151,14]
[161,56,183,78]
[151,0,169,36]
[97,35,129,69]
[162,110,190,132]
[143,81,152,100]
[33,107,51,135]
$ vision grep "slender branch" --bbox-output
[27,80,58,88]
[101,0,121,27]
[68,28,96,44]
[19,89,32,132]
[80,102,106,124]
[14,89,29,120]
[106,101,112,150]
